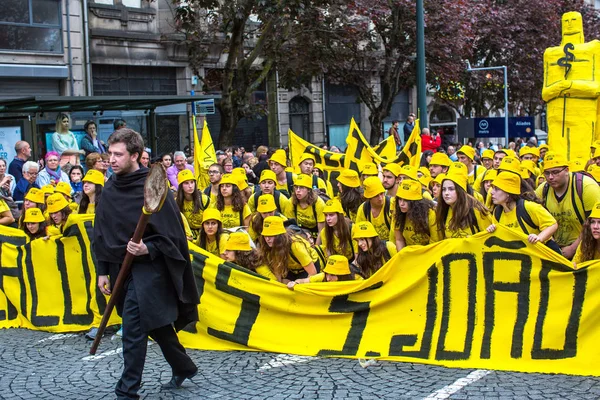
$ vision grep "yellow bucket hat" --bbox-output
[46,193,69,214]
[269,150,287,167]
[323,198,344,214]
[569,157,585,173]
[433,173,446,185]
[257,194,277,213]
[449,162,468,176]
[543,152,568,170]
[457,145,476,161]
[177,169,195,186]
[337,169,360,188]
[430,152,451,167]
[298,153,316,165]
[23,207,46,223]
[41,184,55,195]
[352,221,379,239]
[201,208,222,223]
[418,166,431,178]
[399,165,418,180]
[492,172,521,195]
[54,181,72,197]
[232,167,246,178]
[262,216,287,236]
[418,174,432,188]
[589,165,600,183]
[482,169,498,182]
[83,169,105,186]
[293,174,313,189]
[519,146,540,158]
[236,176,249,191]
[25,188,45,204]
[382,163,402,177]
[396,179,423,201]
[590,201,600,219]
[498,156,521,175]
[219,174,238,187]
[259,169,277,183]
[520,160,537,176]
[361,163,379,176]
[539,144,549,151]
[481,149,495,160]
[443,172,467,192]
[323,255,351,275]
[224,232,252,252]
[363,176,385,198]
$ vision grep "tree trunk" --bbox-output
[217,95,239,148]
[368,111,385,145]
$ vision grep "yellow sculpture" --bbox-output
[543,11,600,160]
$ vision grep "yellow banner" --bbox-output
[193,116,216,189]
[1,220,599,376]
[288,129,345,172]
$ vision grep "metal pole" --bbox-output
[503,66,509,145]
[416,0,428,128]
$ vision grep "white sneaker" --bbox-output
[358,358,377,368]
[115,327,123,337]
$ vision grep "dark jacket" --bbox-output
[403,122,415,143]
[93,168,199,332]
[8,158,25,183]
[13,179,38,205]
[80,134,107,156]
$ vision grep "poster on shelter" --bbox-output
[0,126,21,161]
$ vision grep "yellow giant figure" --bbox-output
[543,12,600,160]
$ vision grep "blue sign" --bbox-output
[474,117,535,138]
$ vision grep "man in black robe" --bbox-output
[93,129,199,399]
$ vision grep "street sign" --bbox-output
[195,99,215,115]
[473,117,534,138]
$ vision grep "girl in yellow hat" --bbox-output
[247,169,294,218]
[175,169,210,239]
[78,170,105,214]
[46,193,72,235]
[18,188,46,228]
[197,208,229,257]
[336,169,363,222]
[258,216,320,282]
[315,199,355,261]
[434,173,492,241]
[21,208,48,240]
[287,255,363,289]
[290,174,326,239]
[248,194,288,241]
[573,202,600,267]
[222,232,276,280]
[393,180,437,250]
[215,174,251,229]
[352,221,397,278]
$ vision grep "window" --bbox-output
[122,0,141,7]
[0,0,62,52]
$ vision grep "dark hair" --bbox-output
[232,249,261,271]
[420,150,434,168]
[339,184,363,217]
[209,163,224,173]
[113,119,126,130]
[198,220,224,252]
[323,212,352,259]
[176,180,204,214]
[83,120,96,133]
[392,120,399,124]
[258,233,297,280]
[107,128,144,160]
[69,165,84,181]
[394,198,435,236]
[23,220,48,240]
[216,184,245,212]
[579,219,600,263]
[436,183,489,239]
[355,237,391,278]
[52,206,72,225]
[291,186,317,207]
[79,184,103,214]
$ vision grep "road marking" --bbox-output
[82,348,123,361]
[36,333,78,343]
[257,354,318,371]
[421,369,491,399]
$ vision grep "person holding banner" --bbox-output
[393,180,437,250]
[176,169,210,239]
[18,187,45,228]
[247,170,294,218]
[258,215,319,282]
[573,202,600,266]
[287,255,363,290]
[21,207,47,240]
[214,174,251,229]
[222,232,277,280]
[352,221,397,278]
[336,169,363,223]
[315,199,355,261]
[247,194,288,241]
[46,193,73,235]
[291,174,326,239]
[356,177,393,241]
[78,170,105,215]
[197,208,229,257]
[434,172,492,241]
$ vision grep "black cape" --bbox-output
[93,168,199,332]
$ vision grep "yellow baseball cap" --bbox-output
[361,163,378,176]
[337,169,360,188]
[298,153,316,165]
[482,169,498,182]
[219,174,238,187]
[443,171,467,192]
[177,169,195,186]
[543,152,568,170]
[382,163,402,177]
[323,255,351,276]
[46,193,69,214]
[352,221,379,239]
[363,176,385,198]
[590,201,600,219]
[23,207,46,223]
[498,156,521,175]
[457,145,476,161]
[430,152,451,167]
[54,181,72,197]
[399,165,418,181]
[492,172,521,195]
[269,150,287,167]
[396,179,423,201]
[262,216,287,236]
[224,232,252,252]
[83,169,105,186]
[259,169,277,183]
[482,149,495,160]
[323,198,344,214]
[201,208,222,223]
[25,188,45,204]
[257,194,277,213]
[293,174,313,189]
[41,184,55,195]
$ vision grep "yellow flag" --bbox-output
[391,119,421,167]
[344,118,398,171]
[288,129,345,173]
[193,116,216,189]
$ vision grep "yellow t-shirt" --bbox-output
[247,191,294,218]
[572,244,600,265]
[468,165,487,186]
[318,228,357,260]
[396,208,437,246]
[493,201,556,236]
[0,199,9,214]
[199,233,229,257]
[181,198,209,231]
[287,239,319,273]
[535,175,600,246]
[217,204,252,229]
[255,265,278,280]
[355,198,394,241]
[180,212,194,240]
[77,202,95,214]
[293,197,326,230]
[436,207,492,240]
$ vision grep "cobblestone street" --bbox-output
[1,329,599,399]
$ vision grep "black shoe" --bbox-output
[161,369,198,389]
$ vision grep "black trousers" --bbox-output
[115,279,197,400]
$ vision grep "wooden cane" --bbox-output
[90,164,169,355]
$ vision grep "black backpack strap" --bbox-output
[286,171,294,197]
[348,222,355,260]
[383,196,391,230]
[201,194,210,210]
[469,209,478,235]
[274,191,281,211]
[542,182,550,208]
[240,209,244,226]
[570,173,585,224]
[493,205,503,223]
[363,201,372,222]
[515,199,537,235]
[312,174,318,189]
[203,186,211,196]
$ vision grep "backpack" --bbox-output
[284,171,294,198]
[542,172,590,225]
[363,196,392,231]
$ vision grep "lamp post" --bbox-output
[416,0,427,128]
[465,61,509,145]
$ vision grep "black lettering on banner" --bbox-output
[57,230,94,326]
[0,243,19,321]
[24,244,60,326]
[435,254,477,361]
[480,252,531,359]
[0,238,27,321]
[389,264,438,358]
[317,281,382,357]
[484,237,526,250]
[531,260,587,359]
[207,262,260,346]
[305,146,344,169]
